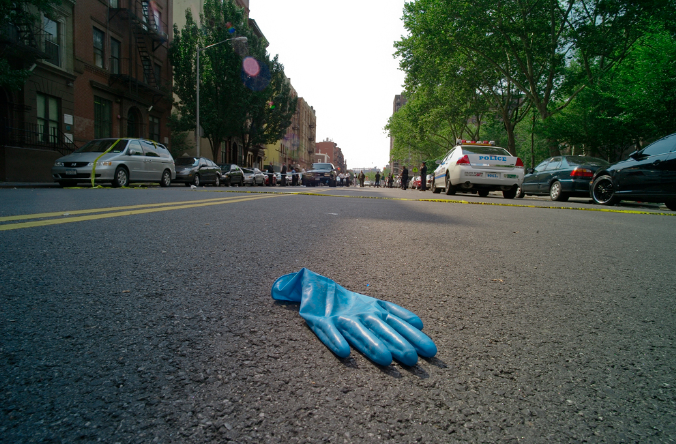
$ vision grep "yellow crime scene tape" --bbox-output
[0,194,283,231]
[90,138,122,188]
[209,188,675,216]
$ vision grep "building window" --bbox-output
[94,96,112,138]
[148,115,160,141]
[154,63,162,87]
[93,27,104,68]
[110,38,121,74]
[109,0,119,7]
[37,93,59,143]
[43,17,60,66]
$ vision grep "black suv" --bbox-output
[303,162,337,187]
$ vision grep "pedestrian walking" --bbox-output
[419,162,427,191]
[401,166,409,190]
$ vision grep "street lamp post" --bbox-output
[196,36,247,157]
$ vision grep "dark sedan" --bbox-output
[174,157,221,187]
[518,155,610,201]
[219,163,245,186]
[591,133,676,210]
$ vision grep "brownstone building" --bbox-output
[0,0,173,182]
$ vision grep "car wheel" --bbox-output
[160,169,171,187]
[478,190,489,197]
[549,181,568,201]
[193,174,200,187]
[592,175,619,205]
[431,178,440,194]
[503,187,517,199]
[112,166,129,188]
[444,174,456,195]
[214,175,220,187]
[516,185,525,198]
[665,200,676,211]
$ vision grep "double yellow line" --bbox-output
[0,194,281,231]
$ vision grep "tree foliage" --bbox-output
[169,0,296,160]
[393,0,673,160]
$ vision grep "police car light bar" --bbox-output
[456,139,496,146]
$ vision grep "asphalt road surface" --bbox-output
[1,184,675,443]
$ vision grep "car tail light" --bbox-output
[515,158,524,168]
[456,155,471,165]
[571,168,593,178]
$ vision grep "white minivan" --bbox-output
[52,138,176,187]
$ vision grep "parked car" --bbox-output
[411,176,421,189]
[242,167,266,186]
[431,140,524,198]
[303,163,337,187]
[426,174,433,189]
[174,157,221,187]
[52,138,175,187]
[219,163,245,186]
[518,155,610,201]
[590,133,676,210]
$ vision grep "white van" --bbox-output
[52,138,176,187]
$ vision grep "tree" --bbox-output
[399,0,672,154]
[540,24,676,160]
[169,0,295,162]
[0,0,63,90]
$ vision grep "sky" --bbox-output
[250,0,409,170]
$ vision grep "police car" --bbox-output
[431,140,524,198]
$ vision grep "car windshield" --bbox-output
[312,163,333,170]
[242,168,253,173]
[75,139,128,153]
[461,146,511,156]
[565,156,609,167]
[175,157,198,166]
[219,164,234,170]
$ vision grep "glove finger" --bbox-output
[308,318,351,359]
[360,314,418,367]
[335,316,393,367]
[384,314,438,358]
[376,300,424,330]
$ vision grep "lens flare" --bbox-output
[243,57,260,76]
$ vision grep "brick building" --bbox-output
[315,138,346,172]
[389,93,407,176]
[0,0,174,182]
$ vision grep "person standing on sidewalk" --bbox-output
[401,166,409,190]
[267,164,275,186]
[281,164,287,186]
[375,171,381,188]
[419,162,427,191]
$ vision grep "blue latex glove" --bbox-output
[271,268,437,366]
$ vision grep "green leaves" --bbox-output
[169,0,296,160]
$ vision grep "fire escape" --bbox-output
[108,0,169,101]
[0,9,77,154]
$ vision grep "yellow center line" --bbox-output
[0,194,282,231]
[0,195,259,222]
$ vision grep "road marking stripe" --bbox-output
[210,189,675,216]
[0,195,253,222]
[0,194,281,231]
